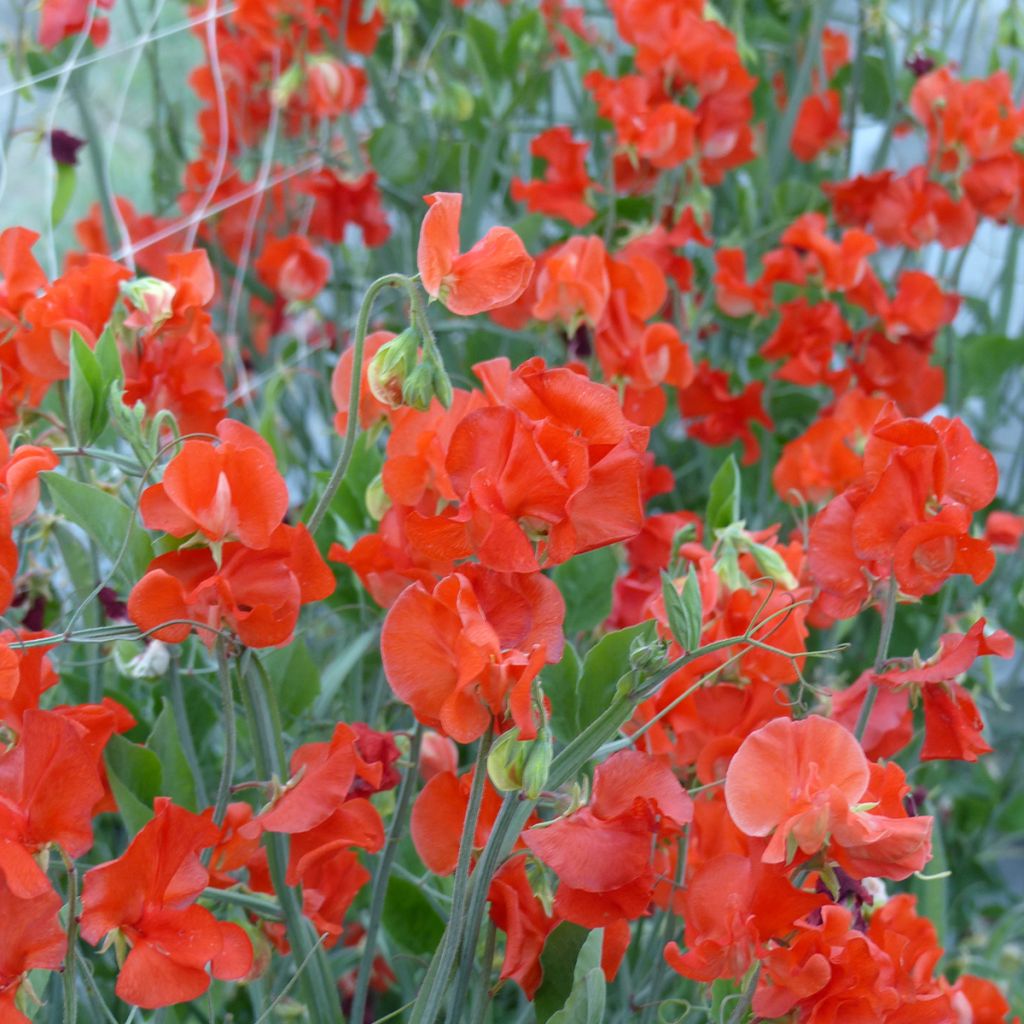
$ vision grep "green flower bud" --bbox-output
[367,327,418,407]
[365,472,391,521]
[522,728,553,800]
[487,727,526,792]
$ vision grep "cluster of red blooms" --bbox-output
[73,0,389,358]
[827,68,1024,246]
[6,0,1022,1020]
[0,228,226,434]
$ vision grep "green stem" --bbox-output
[410,727,495,1024]
[854,577,899,742]
[349,725,424,1024]
[68,75,120,258]
[469,918,498,1024]
[168,654,210,808]
[240,657,344,1024]
[62,853,79,1024]
[769,0,832,179]
[211,640,236,828]
[307,272,416,535]
[202,886,284,922]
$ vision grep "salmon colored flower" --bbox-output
[679,362,773,465]
[128,523,334,648]
[403,358,649,572]
[792,91,845,161]
[255,235,331,302]
[0,873,66,1023]
[410,767,507,875]
[488,859,559,998]
[532,235,610,327]
[382,567,564,742]
[523,751,692,927]
[511,126,598,227]
[417,192,533,316]
[140,420,288,549]
[0,709,106,899]
[725,715,932,880]
[80,799,253,1008]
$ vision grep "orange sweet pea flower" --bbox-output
[725,715,932,880]
[128,523,334,648]
[80,799,253,1009]
[255,234,331,302]
[417,192,533,316]
[381,567,564,743]
[523,751,692,927]
[139,419,288,550]
[0,873,66,1023]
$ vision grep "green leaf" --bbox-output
[661,565,702,651]
[548,930,606,1024]
[962,334,1024,398]
[535,922,591,1024]
[42,472,153,585]
[94,324,124,388]
[368,123,424,185]
[104,733,163,834]
[68,332,104,446]
[51,163,76,227]
[381,876,446,957]
[706,454,741,533]
[576,622,651,732]
[544,642,581,742]
[860,54,894,120]
[147,700,198,810]
[261,639,321,718]
[552,546,619,634]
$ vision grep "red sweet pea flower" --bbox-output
[140,419,288,550]
[523,751,692,927]
[0,709,106,899]
[488,859,559,998]
[331,330,396,435]
[984,509,1024,550]
[255,235,331,302]
[246,723,384,838]
[679,362,774,465]
[531,235,611,327]
[713,249,771,318]
[119,250,227,435]
[860,619,1014,762]
[773,389,887,506]
[403,358,649,572]
[792,90,846,161]
[664,853,826,983]
[128,522,334,648]
[382,567,564,743]
[417,192,534,316]
[0,873,66,1023]
[411,768,508,876]
[80,799,252,1009]
[754,898,954,1022]
[16,254,130,383]
[725,715,932,880]
[0,634,58,730]
[511,126,598,227]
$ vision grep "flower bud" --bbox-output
[367,327,418,407]
[271,63,303,108]
[120,277,177,332]
[744,540,799,590]
[487,727,526,792]
[401,361,436,412]
[521,728,553,800]
[365,473,391,521]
